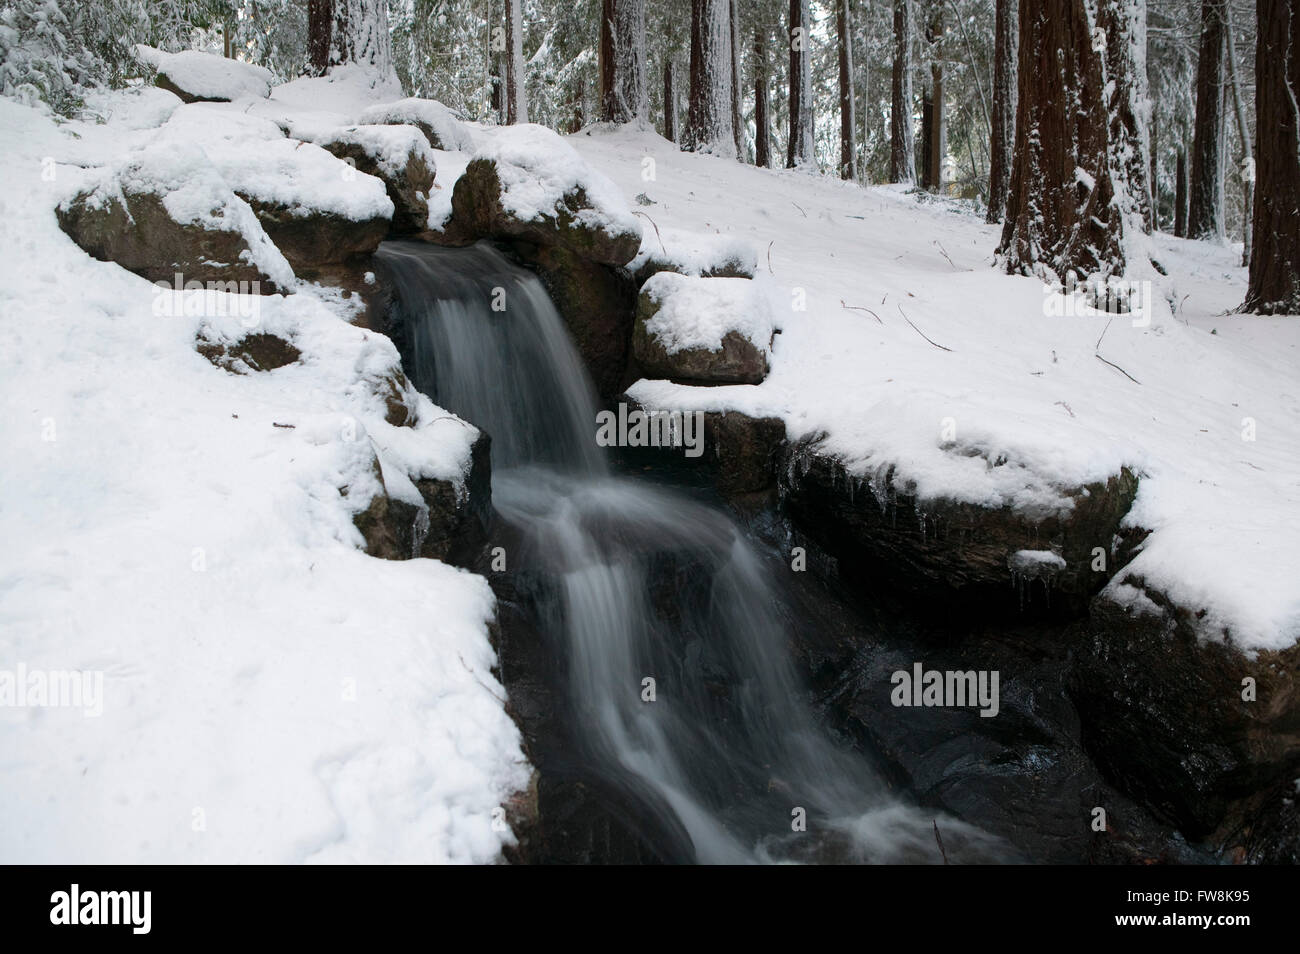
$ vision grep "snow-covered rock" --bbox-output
[56,140,295,290]
[450,124,641,266]
[136,46,274,104]
[629,225,757,285]
[316,124,435,233]
[633,273,774,384]
[357,97,476,152]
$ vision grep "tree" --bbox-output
[686,0,736,153]
[731,0,745,157]
[601,0,648,123]
[506,0,528,124]
[986,0,1017,221]
[1188,0,1227,239]
[838,0,857,179]
[1174,145,1189,236]
[890,0,916,183]
[1225,4,1253,265]
[998,0,1151,281]
[787,0,815,167]
[664,60,678,140]
[1243,0,1300,314]
[920,2,945,190]
[308,0,332,75]
[305,0,392,77]
[754,23,772,166]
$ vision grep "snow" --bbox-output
[312,122,435,181]
[629,224,757,278]
[135,46,274,102]
[640,271,775,356]
[357,97,477,152]
[0,93,529,862]
[472,123,640,242]
[569,125,1300,652]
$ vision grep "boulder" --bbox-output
[356,98,476,152]
[1069,578,1300,836]
[56,142,294,291]
[779,443,1141,619]
[628,226,758,285]
[449,125,641,267]
[196,331,301,373]
[136,46,273,103]
[633,273,773,385]
[318,125,436,233]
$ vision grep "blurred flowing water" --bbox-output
[376,240,1004,863]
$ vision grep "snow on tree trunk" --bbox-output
[987,0,1018,221]
[1244,0,1300,314]
[998,0,1151,283]
[685,0,735,155]
[1189,0,1227,240]
[331,0,394,76]
[787,0,816,168]
[601,0,647,124]
[890,0,916,183]
[755,26,771,167]
[1225,6,1253,267]
[1102,0,1153,234]
[838,0,857,180]
[731,0,744,158]
[506,0,528,124]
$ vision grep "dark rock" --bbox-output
[451,158,641,267]
[1069,578,1300,836]
[632,278,770,385]
[779,443,1140,619]
[197,332,300,373]
[415,431,494,565]
[238,199,389,272]
[57,185,280,290]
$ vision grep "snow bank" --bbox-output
[315,123,436,181]
[630,225,757,279]
[0,97,529,862]
[641,272,775,355]
[135,46,274,102]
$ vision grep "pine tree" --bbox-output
[506,0,528,123]
[1188,0,1226,239]
[986,0,1017,221]
[685,0,735,154]
[786,0,815,167]
[838,0,857,180]
[889,0,916,183]
[1243,0,1300,314]
[601,0,647,123]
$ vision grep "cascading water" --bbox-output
[376,240,1006,864]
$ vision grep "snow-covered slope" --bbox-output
[569,126,1300,653]
[0,91,528,863]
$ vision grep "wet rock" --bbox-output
[196,331,300,373]
[1069,578,1300,836]
[779,443,1140,619]
[240,202,390,274]
[515,242,637,399]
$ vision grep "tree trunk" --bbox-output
[838,0,857,180]
[1103,0,1153,233]
[1174,145,1188,237]
[755,26,771,167]
[685,0,735,154]
[920,5,945,191]
[890,0,916,183]
[998,0,1147,281]
[664,60,677,142]
[308,0,332,76]
[787,0,816,167]
[1225,5,1253,266]
[1243,0,1300,314]
[731,0,745,158]
[601,0,647,123]
[506,0,528,124]
[1189,0,1227,239]
[986,0,1017,221]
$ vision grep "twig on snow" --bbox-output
[897,304,955,352]
[841,300,884,324]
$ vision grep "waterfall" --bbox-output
[375,240,1005,864]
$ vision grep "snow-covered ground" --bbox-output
[569,127,1300,653]
[0,82,528,863]
[2,55,1297,864]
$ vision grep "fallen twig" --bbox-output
[792,201,808,218]
[632,210,666,255]
[934,820,949,865]
[272,422,295,429]
[1095,354,1142,384]
[897,305,955,352]
[766,240,775,274]
[934,240,961,271]
[1055,401,1075,418]
[841,299,884,324]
